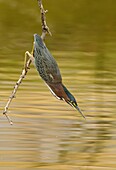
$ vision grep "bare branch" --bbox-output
[2,0,51,124]
[37,0,52,39]
[3,55,32,125]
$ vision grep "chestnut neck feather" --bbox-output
[47,82,70,102]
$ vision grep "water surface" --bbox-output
[0,0,116,170]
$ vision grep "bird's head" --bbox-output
[63,85,86,119]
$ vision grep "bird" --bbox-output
[33,33,86,119]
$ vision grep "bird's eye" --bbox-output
[70,101,76,107]
[73,102,76,107]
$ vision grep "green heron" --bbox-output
[33,34,85,119]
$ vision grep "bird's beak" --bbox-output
[75,105,86,120]
[67,101,86,119]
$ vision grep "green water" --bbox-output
[0,0,116,170]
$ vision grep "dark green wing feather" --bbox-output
[33,34,62,83]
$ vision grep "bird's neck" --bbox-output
[47,83,70,101]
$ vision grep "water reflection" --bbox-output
[0,51,115,169]
[0,0,116,169]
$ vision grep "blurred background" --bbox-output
[0,0,116,169]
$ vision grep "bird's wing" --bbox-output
[42,46,62,83]
[34,44,62,83]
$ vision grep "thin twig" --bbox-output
[3,55,32,125]
[37,0,52,39]
[2,0,51,124]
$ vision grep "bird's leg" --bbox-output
[24,41,35,70]
[24,51,34,70]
